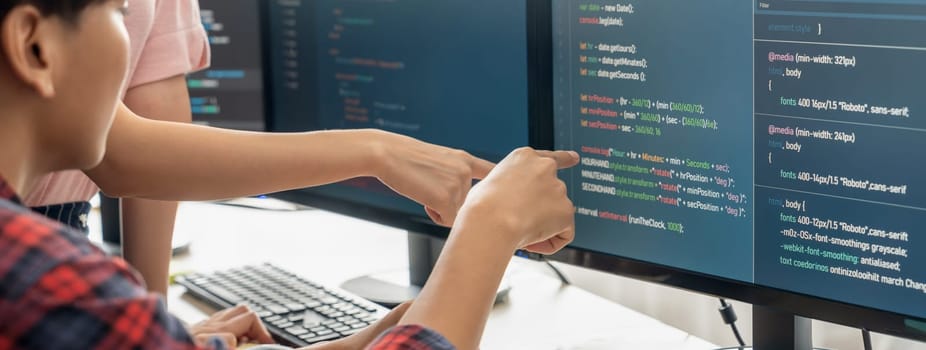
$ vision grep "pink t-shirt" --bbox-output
[24,0,210,206]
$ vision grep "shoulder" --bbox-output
[126,0,210,89]
[0,199,140,300]
[0,200,202,349]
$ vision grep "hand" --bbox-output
[371,131,495,227]
[300,302,412,350]
[189,305,274,348]
[461,148,580,254]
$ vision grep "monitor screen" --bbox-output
[266,0,529,219]
[553,0,926,321]
[188,0,266,131]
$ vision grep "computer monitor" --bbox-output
[187,0,266,131]
[263,0,533,303]
[264,0,531,232]
[541,0,926,347]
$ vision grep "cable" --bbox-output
[862,329,873,350]
[514,251,572,285]
[718,299,746,348]
[542,258,571,285]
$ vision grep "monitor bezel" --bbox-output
[530,0,926,343]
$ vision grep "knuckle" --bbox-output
[563,202,575,216]
[562,232,576,244]
[514,147,534,156]
[454,149,472,159]
[454,163,471,177]
[539,158,558,172]
[554,180,568,194]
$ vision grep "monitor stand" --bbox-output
[716,305,829,350]
[341,232,511,308]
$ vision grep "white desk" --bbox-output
[156,201,718,349]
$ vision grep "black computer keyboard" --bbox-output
[176,263,389,347]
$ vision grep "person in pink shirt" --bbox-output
[26,0,496,298]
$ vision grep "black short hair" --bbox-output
[0,0,108,23]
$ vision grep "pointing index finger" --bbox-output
[535,150,580,169]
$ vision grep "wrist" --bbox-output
[455,199,523,251]
[356,129,392,178]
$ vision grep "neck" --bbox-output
[0,104,44,196]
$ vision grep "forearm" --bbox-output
[120,199,177,296]
[87,104,383,201]
[397,210,519,349]
[116,75,187,295]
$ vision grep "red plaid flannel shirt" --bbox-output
[0,177,453,349]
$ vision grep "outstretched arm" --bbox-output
[86,103,494,226]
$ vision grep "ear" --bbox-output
[0,5,58,98]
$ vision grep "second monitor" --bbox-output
[266,0,531,229]
[188,0,267,131]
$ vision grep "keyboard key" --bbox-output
[329,322,345,329]
[267,305,289,315]
[333,326,351,333]
[286,303,307,313]
[264,315,282,323]
[320,297,339,304]
[309,326,327,332]
[298,333,318,340]
[315,329,334,336]
[336,316,353,322]
[328,312,345,318]
[288,314,304,322]
[286,326,309,336]
[344,308,361,315]
[321,319,339,326]
[304,301,323,309]
[344,319,361,326]
[206,287,243,304]
[340,328,364,336]
[302,333,340,344]
[301,310,327,327]
[256,311,273,318]
[275,321,294,329]
[316,306,333,313]
[361,316,379,323]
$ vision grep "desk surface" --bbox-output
[149,201,719,349]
